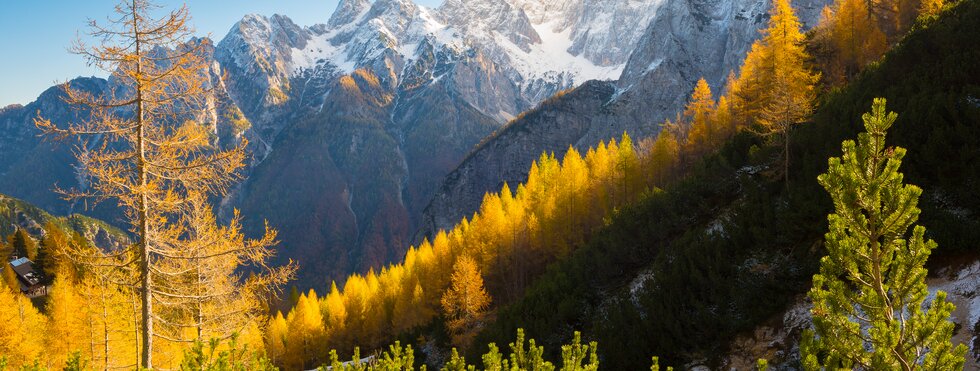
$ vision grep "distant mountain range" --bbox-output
[0,0,828,289]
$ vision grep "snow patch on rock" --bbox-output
[290,33,355,75]
[496,19,623,85]
[929,261,980,363]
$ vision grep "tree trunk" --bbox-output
[138,104,153,369]
[132,1,153,366]
[784,126,791,187]
[196,265,204,341]
[138,126,153,370]
[101,282,110,370]
[132,290,140,367]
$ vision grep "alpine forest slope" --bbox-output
[0,193,134,368]
[0,0,976,370]
[478,1,980,369]
[264,132,654,369]
[0,0,672,290]
[261,0,920,368]
[258,0,980,368]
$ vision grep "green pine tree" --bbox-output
[35,222,67,279]
[801,99,967,370]
[9,229,37,261]
[649,357,673,371]
[289,285,301,308]
[558,332,598,371]
[180,335,279,371]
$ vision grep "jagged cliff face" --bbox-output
[418,0,831,240]
[211,0,642,132]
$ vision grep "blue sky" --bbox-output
[0,0,443,106]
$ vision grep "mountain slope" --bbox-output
[476,2,980,368]
[4,0,835,288]
[420,80,616,235]
[0,193,129,252]
[419,0,830,240]
[1,0,666,288]
[0,79,109,219]
[213,0,671,287]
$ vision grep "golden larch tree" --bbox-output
[174,192,292,344]
[0,280,47,367]
[558,147,589,253]
[830,0,888,78]
[746,0,820,183]
[730,42,771,128]
[712,95,735,142]
[920,0,944,15]
[322,281,348,338]
[34,0,290,367]
[80,273,140,370]
[1,258,18,292]
[45,274,92,369]
[284,290,325,369]
[810,6,846,85]
[684,78,718,158]
[616,133,642,204]
[265,311,288,365]
[644,130,681,187]
[441,255,492,350]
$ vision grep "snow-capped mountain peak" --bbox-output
[329,0,372,27]
[509,0,667,67]
[219,0,671,116]
[440,0,541,50]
